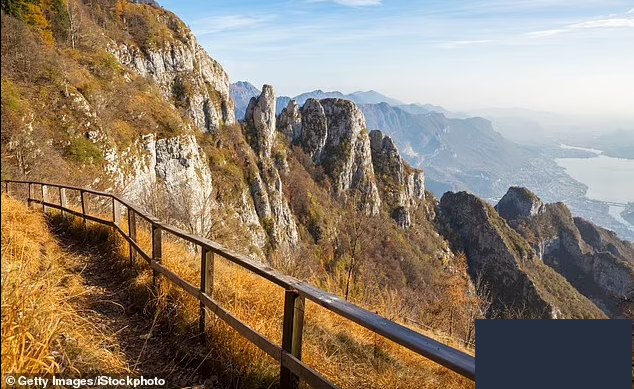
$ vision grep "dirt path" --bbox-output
[51,225,215,389]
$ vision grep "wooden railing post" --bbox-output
[59,187,67,217]
[28,183,33,208]
[281,290,305,389]
[152,224,162,287]
[80,190,88,228]
[112,198,121,227]
[128,210,137,264]
[41,184,49,212]
[199,248,215,343]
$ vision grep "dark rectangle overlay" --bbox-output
[477,319,632,389]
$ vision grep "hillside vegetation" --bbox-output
[1,194,129,375]
[0,192,475,388]
[0,0,489,346]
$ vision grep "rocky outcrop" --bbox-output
[370,130,425,228]
[277,100,302,142]
[439,191,606,319]
[299,98,328,161]
[496,187,634,317]
[298,98,381,215]
[105,134,212,233]
[245,85,277,158]
[244,86,299,254]
[495,186,545,221]
[104,132,268,254]
[107,10,235,133]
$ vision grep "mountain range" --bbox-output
[231,82,634,242]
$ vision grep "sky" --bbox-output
[159,0,634,117]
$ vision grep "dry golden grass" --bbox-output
[87,215,474,388]
[0,194,129,376]
[5,193,473,388]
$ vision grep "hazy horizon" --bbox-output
[160,0,634,118]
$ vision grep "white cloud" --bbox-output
[626,7,634,14]
[524,29,566,38]
[568,18,634,29]
[526,16,634,38]
[192,15,273,35]
[310,0,382,6]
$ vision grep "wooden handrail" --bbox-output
[1,180,476,386]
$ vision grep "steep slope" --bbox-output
[439,191,606,319]
[106,5,235,133]
[496,187,634,317]
[243,85,299,254]
[275,96,426,226]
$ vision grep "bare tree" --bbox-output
[67,0,83,49]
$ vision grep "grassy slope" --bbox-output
[1,194,129,375]
[26,197,474,389]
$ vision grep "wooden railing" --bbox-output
[1,180,476,387]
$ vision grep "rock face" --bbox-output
[277,100,302,142]
[439,191,606,319]
[107,12,235,133]
[495,186,545,220]
[104,132,267,254]
[105,134,212,235]
[370,130,425,228]
[244,86,299,254]
[298,98,381,215]
[245,85,277,158]
[495,187,634,317]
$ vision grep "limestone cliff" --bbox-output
[277,100,302,142]
[295,98,381,215]
[496,187,634,317]
[107,7,235,133]
[244,86,299,253]
[369,130,425,228]
[104,133,212,234]
[439,191,606,319]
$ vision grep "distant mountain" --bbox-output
[230,82,406,120]
[397,103,467,118]
[230,81,262,120]
[359,102,531,199]
[623,203,634,225]
[592,129,634,159]
[349,90,404,106]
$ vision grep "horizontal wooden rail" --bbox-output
[1,180,476,386]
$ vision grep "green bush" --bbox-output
[65,136,102,164]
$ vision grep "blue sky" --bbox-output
[159,0,634,116]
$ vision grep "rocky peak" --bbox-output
[107,9,235,133]
[298,98,380,215]
[241,85,299,257]
[369,130,425,228]
[498,197,634,317]
[299,98,328,161]
[495,186,545,221]
[439,191,606,319]
[245,85,277,158]
[277,100,302,142]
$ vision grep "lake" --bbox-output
[556,145,634,204]
[555,144,634,229]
